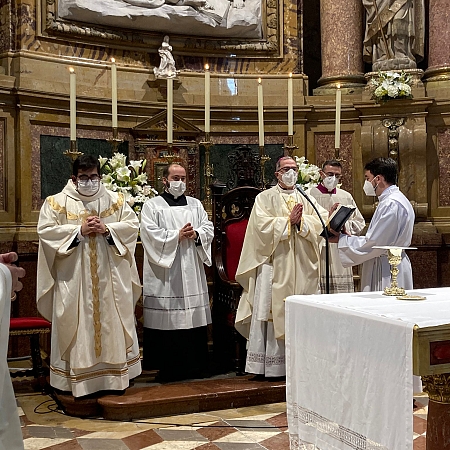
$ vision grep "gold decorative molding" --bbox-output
[41,0,281,58]
[422,374,450,404]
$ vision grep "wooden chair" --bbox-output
[211,182,261,374]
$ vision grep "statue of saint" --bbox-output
[362,0,425,71]
[153,36,178,78]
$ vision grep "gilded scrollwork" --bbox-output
[422,373,450,403]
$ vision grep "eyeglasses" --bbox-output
[77,175,101,182]
[277,167,298,174]
[323,172,342,179]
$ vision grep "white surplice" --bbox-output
[140,195,213,330]
[37,181,142,397]
[235,185,328,376]
[338,185,415,292]
[307,186,366,293]
[0,264,24,450]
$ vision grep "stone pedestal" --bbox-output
[315,0,365,92]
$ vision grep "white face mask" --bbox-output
[77,180,100,197]
[363,179,377,197]
[322,175,339,191]
[167,180,186,198]
[281,169,297,187]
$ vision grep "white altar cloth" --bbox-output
[286,287,450,450]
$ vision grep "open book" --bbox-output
[320,204,356,238]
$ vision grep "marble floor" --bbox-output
[13,379,428,450]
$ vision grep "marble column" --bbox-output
[315,0,365,92]
[425,0,450,82]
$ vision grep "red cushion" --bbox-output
[224,219,248,282]
[10,317,51,330]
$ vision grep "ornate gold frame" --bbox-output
[40,0,282,58]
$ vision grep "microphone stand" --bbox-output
[295,184,330,294]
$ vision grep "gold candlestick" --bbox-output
[107,127,123,152]
[200,133,214,218]
[259,145,270,189]
[284,135,298,157]
[63,140,83,161]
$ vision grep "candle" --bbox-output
[335,84,342,149]
[111,58,118,129]
[288,73,293,136]
[167,77,173,144]
[205,64,210,134]
[258,78,264,147]
[69,67,76,141]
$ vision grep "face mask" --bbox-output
[363,179,377,197]
[281,169,297,187]
[77,180,100,196]
[322,175,339,191]
[167,180,186,198]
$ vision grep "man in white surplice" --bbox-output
[235,156,328,377]
[0,252,25,449]
[307,159,365,293]
[37,155,142,397]
[330,157,415,291]
[140,163,214,382]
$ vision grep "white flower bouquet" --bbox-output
[294,156,321,190]
[368,71,413,103]
[99,153,158,215]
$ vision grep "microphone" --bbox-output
[295,183,330,294]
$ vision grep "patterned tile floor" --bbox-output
[14,383,428,450]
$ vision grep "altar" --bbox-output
[285,287,450,450]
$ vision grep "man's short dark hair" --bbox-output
[72,155,100,177]
[275,156,296,172]
[322,160,342,170]
[364,157,398,185]
[162,163,186,179]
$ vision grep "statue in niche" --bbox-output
[362,0,425,71]
[153,36,178,78]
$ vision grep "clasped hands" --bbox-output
[81,216,108,236]
[179,223,196,242]
[289,203,303,226]
[0,252,25,299]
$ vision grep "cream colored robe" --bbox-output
[307,186,366,293]
[37,181,142,397]
[235,185,328,341]
[0,264,24,449]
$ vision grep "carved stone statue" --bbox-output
[362,0,425,71]
[153,36,178,78]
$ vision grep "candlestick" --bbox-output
[167,77,173,144]
[288,73,293,136]
[111,58,118,129]
[205,64,210,134]
[335,84,342,150]
[258,78,264,147]
[69,67,76,141]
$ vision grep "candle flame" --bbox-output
[111,57,116,63]
[289,73,293,78]
[69,67,75,73]
[337,83,341,89]
[258,78,262,84]
[205,64,209,70]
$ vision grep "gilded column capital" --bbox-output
[422,374,450,404]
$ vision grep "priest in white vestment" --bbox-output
[37,155,142,398]
[235,156,328,377]
[140,163,214,382]
[331,157,415,291]
[307,159,365,293]
[0,252,25,449]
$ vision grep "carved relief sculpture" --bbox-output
[362,0,425,71]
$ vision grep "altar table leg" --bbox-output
[422,374,450,450]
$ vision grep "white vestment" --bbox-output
[338,185,415,291]
[140,195,213,330]
[307,186,366,293]
[37,181,142,397]
[0,264,24,450]
[235,185,328,376]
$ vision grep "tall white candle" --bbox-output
[288,73,293,136]
[335,84,342,149]
[205,64,210,134]
[69,67,76,141]
[167,77,173,144]
[258,78,264,147]
[111,58,118,129]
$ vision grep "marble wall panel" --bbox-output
[0,119,4,210]
[437,128,450,207]
[314,132,354,195]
